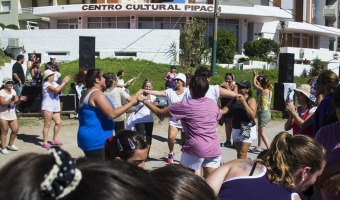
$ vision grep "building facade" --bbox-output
[0,0,339,75]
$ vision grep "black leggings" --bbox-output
[135,122,154,145]
[114,121,125,133]
[84,148,105,161]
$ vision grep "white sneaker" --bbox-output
[7,145,18,151]
[1,148,9,154]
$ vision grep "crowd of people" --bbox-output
[1,55,339,199]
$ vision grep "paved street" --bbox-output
[0,116,289,170]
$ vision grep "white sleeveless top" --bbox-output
[166,88,190,128]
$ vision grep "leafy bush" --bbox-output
[237,57,249,63]
[5,24,19,30]
[209,30,236,64]
[243,38,279,61]
[0,23,5,30]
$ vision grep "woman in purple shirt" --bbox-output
[138,75,221,177]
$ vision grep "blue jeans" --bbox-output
[13,83,23,96]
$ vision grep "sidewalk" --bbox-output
[0,117,289,170]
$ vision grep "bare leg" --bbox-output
[224,118,232,142]
[0,119,9,149]
[203,167,217,178]
[258,126,270,150]
[8,120,19,146]
[168,125,179,153]
[238,142,251,159]
[52,112,62,141]
[256,125,262,150]
[42,110,53,144]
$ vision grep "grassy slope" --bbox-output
[0,50,11,66]
[59,57,310,95]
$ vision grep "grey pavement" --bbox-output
[0,116,290,170]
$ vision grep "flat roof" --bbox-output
[33,3,292,23]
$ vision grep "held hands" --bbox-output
[253,70,258,77]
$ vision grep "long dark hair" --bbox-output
[85,68,102,88]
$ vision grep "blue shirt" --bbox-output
[77,97,115,151]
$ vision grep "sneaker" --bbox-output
[250,147,262,153]
[7,145,18,151]
[167,153,175,163]
[51,140,63,146]
[1,148,9,154]
[221,141,233,147]
[42,143,51,149]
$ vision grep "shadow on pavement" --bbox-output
[152,135,181,144]
[17,133,42,147]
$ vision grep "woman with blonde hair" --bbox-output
[251,71,272,153]
[206,131,326,200]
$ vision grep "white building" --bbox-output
[0,0,339,76]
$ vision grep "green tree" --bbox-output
[5,24,19,30]
[243,38,279,61]
[209,30,236,64]
[310,58,323,76]
[180,19,209,68]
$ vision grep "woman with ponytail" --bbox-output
[206,131,326,200]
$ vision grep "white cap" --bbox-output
[174,73,186,84]
[50,56,56,59]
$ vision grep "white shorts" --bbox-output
[232,125,257,143]
[180,152,221,171]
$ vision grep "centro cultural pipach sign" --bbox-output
[81,4,222,12]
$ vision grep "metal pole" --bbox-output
[211,0,218,76]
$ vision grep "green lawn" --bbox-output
[58,57,310,95]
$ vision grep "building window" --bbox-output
[115,52,137,57]
[57,18,78,29]
[117,17,130,29]
[47,52,69,56]
[1,1,10,12]
[88,17,130,29]
[139,17,154,29]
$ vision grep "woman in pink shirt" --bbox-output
[138,75,221,177]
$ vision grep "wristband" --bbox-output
[142,99,147,104]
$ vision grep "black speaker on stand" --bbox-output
[278,53,295,83]
[79,36,95,69]
[274,53,295,111]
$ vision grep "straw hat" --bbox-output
[294,84,313,101]
[43,69,55,80]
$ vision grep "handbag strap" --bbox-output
[249,162,257,176]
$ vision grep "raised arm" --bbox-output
[219,87,238,98]
[93,90,138,119]
[286,103,314,129]
[239,95,257,119]
[46,76,71,94]
[253,71,267,95]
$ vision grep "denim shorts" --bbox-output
[257,111,271,127]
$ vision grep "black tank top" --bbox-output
[231,96,256,129]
